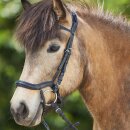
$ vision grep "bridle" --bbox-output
[16,11,79,130]
[15,12,79,130]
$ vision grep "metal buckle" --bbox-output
[65,48,72,54]
[42,89,57,107]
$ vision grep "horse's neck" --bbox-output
[77,14,130,130]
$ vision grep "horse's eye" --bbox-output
[47,44,60,53]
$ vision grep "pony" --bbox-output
[10,0,130,130]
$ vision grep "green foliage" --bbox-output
[0,0,130,130]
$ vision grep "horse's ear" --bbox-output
[21,0,31,10]
[52,0,67,21]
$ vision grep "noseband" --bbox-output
[16,12,79,130]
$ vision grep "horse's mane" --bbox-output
[16,0,130,51]
[68,1,130,31]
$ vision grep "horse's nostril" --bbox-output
[11,102,29,120]
[17,102,29,119]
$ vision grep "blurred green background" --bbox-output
[0,0,130,130]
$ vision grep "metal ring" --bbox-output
[42,89,57,107]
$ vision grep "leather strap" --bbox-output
[16,80,53,90]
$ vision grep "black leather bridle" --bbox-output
[15,12,79,130]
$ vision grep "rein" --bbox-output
[15,12,79,130]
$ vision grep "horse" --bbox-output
[10,0,130,130]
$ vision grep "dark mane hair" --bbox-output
[16,0,59,51]
[16,0,130,52]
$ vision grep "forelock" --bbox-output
[16,0,60,52]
